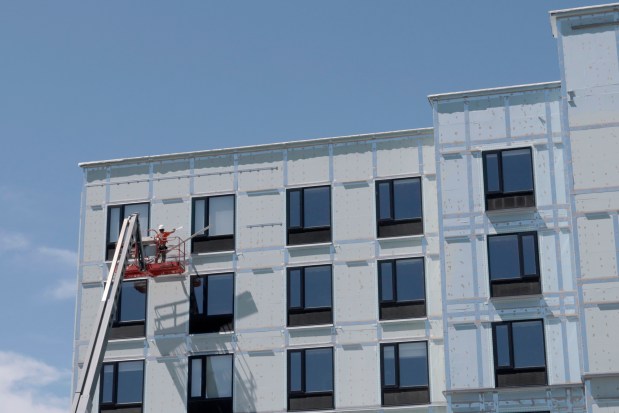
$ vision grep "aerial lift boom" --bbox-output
[71,214,146,413]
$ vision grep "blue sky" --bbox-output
[0,1,605,410]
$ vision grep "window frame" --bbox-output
[287,265,333,327]
[378,258,426,320]
[99,360,145,412]
[106,202,150,261]
[492,319,548,388]
[375,177,423,238]
[189,273,235,334]
[191,195,236,254]
[287,347,334,411]
[187,354,234,413]
[487,231,541,298]
[286,186,332,245]
[482,148,536,211]
[380,341,430,407]
[110,280,148,340]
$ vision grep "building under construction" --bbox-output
[72,3,619,413]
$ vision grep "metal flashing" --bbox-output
[550,2,619,37]
[427,81,561,103]
[78,128,433,169]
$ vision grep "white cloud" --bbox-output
[0,351,70,413]
[0,229,30,251]
[38,246,78,267]
[47,278,77,300]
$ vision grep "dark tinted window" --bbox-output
[190,273,235,334]
[289,269,302,308]
[502,149,534,193]
[495,324,511,368]
[289,348,333,394]
[305,348,333,392]
[289,351,302,392]
[488,232,539,282]
[116,361,144,404]
[207,274,234,315]
[304,187,331,228]
[395,259,425,301]
[483,148,535,211]
[488,235,521,280]
[101,364,114,403]
[379,262,394,301]
[382,345,396,386]
[393,178,421,220]
[376,178,423,238]
[382,343,427,387]
[118,281,147,323]
[287,186,332,245]
[288,190,302,228]
[398,342,429,387]
[304,266,332,308]
[378,182,392,220]
[512,321,545,368]
[100,360,144,408]
[485,153,500,192]
[493,320,547,387]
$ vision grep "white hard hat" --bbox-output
[158,224,164,230]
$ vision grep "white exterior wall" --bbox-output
[74,130,446,413]
[431,84,584,412]
[554,5,619,412]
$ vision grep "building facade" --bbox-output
[73,3,619,413]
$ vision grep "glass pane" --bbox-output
[207,274,234,315]
[303,187,331,228]
[484,153,500,193]
[395,259,425,301]
[288,269,302,308]
[488,235,521,280]
[108,207,121,243]
[193,199,206,234]
[379,262,394,302]
[209,196,234,236]
[378,182,392,220]
[305,349,333,392]
[304,266,332,309]
[398,342,428,387]
[116,361,144,404]
[288,190,301,228]
[289,351,302,392]
[502,148,534,193]
[190,358,202,398]
[393,178,421,220]
[522,235,538,276]
[191,277,205,315]
[206,355,233,398]
[125,203,149,237]
[495,324,511,368]
[513,321,545,368]
[382,346,396,386]
[101,364,114,403]
[118,281,146,323]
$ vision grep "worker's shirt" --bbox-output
[156,231,174,246]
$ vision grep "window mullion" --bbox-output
[497,153,504,193]
[392,262,398,303]
[205,198,209,236]
[389,181,395,220]
[508,323,515,369]
[395,344,400,389]
[300,190,305,229]
[113,362,118,405]
[301,350,306,393]
[518,235,525,279]
[201,357,206,399]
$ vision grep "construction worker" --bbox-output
[155,224,176,263]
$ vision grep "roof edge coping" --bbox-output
[79,127,433,168]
